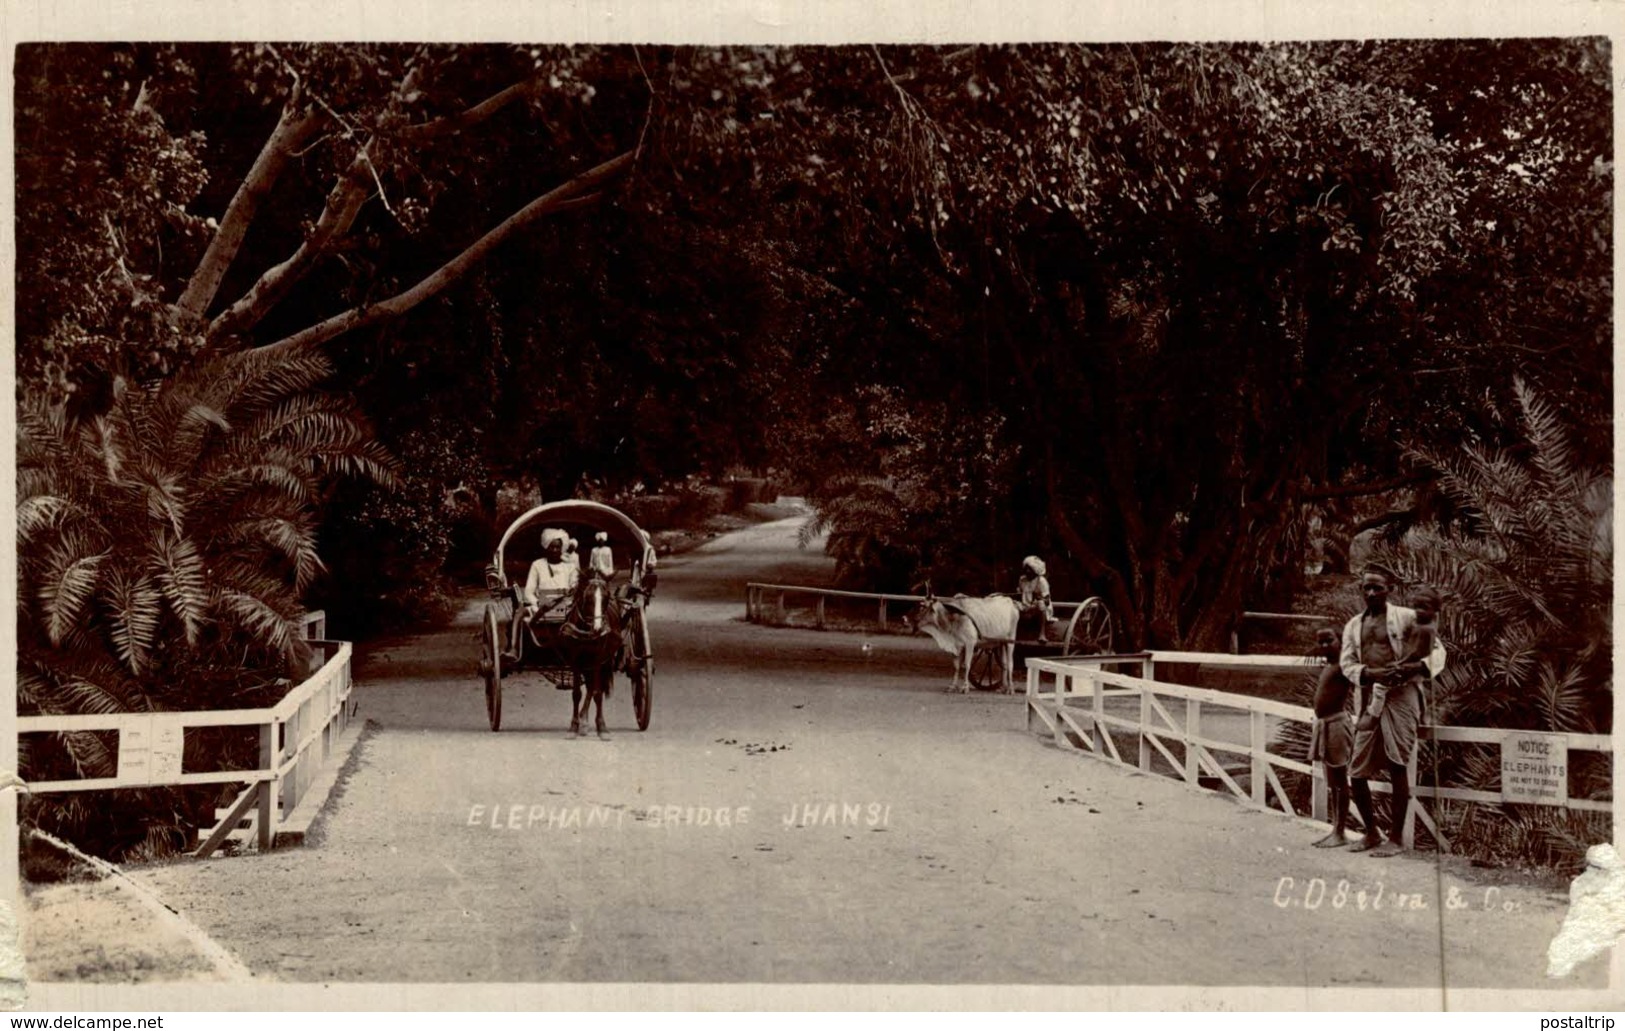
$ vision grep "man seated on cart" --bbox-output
[503,527,581,661]
[1017,555,1055,643]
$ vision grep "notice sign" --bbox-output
[116,717,152,784]
[116,716,186,785]
[1501,732,1568,805]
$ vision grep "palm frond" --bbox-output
[1513,376,1577,492]
[244,395,364,451]
[17,494,76,543]
[128,467,187,537]
[1532,658,1595,734]
[17,401,68,467]
[219,345,335,415]
[59,731,116,780]
[37,545,107,646]
[149,532,210,646]
[317,439,399,487]
[102,569,163,676]
[213,588,299,661]
[21,659,131,717]
[200,460,315,507]
[88,416,124,485]
[227,515,325,590]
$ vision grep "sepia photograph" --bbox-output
[4,0,1620,1013]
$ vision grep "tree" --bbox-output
[1370,380,1611,734]
[661,42,1609,649]
[15,43,641,400]
[1365,379,1611,866]
[17,343,391,857]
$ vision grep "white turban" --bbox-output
[540,528,568,550]
[1023,556,1047,577]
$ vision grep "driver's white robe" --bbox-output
[524,559,580,611]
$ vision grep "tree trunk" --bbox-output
[207,152,374,342]
[174,92,323,323]
[256,150,634,358]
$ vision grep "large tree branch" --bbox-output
[256,151,634,358]
[210,75,554,343]
[174,90,324,323]
[396,78,543,142]
[207,150,373,342]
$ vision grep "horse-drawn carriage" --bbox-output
[476,500,655,736]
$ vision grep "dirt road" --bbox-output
[104,518,1606,990]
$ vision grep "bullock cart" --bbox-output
[476,500,656,735]
[966,596,1115,691]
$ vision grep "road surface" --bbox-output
[53,518,1610,991]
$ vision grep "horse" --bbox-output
[560,572,629,738]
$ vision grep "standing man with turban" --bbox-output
[1340,567,1446,857]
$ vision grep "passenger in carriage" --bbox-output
[588,532,616,578]
[503,528,581,661]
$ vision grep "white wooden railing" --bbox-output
[745,582,1090,631]
[1025,651,1612,850]
[17,611,353,857]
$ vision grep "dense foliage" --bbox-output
[14,41,1611,866]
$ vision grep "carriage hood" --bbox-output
[492,500,656,588]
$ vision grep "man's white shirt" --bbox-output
[524,558,580,609]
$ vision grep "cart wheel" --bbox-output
[483,606,504,732]
[631,663,653,731]
[627,607,653,730]
[1063,597,1114,657]
[969,648,1002,691]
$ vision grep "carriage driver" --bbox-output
[1018,555,1055,642]
[503,527,581,661]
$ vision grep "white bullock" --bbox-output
[908,593,1021,693]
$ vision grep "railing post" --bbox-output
[1138,690,1152,771]
[1402,747,1419,848]
[1311,762,1328,822]
[1185,699,1202,784]
[1249,710,1267,808]
[1091,671,1106,758]
[878,597,887,629]
[1052,671,1068,747]
[258,721,275,851]
[776,590,786,625]
[816,596,826,629]
[1025,662,1038,734]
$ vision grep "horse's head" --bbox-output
[566,572,618,639]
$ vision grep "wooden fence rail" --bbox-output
[17,611,353,857]
[744,582,1091,632]
[1025,652,1611,850]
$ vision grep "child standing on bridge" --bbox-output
[1308,627,1357,848]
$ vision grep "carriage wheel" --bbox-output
[631,664,653,731]
[968,648,1002,691]
[482,606,504,732]
[627,608,653,731]
[1063,597,1114,657]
